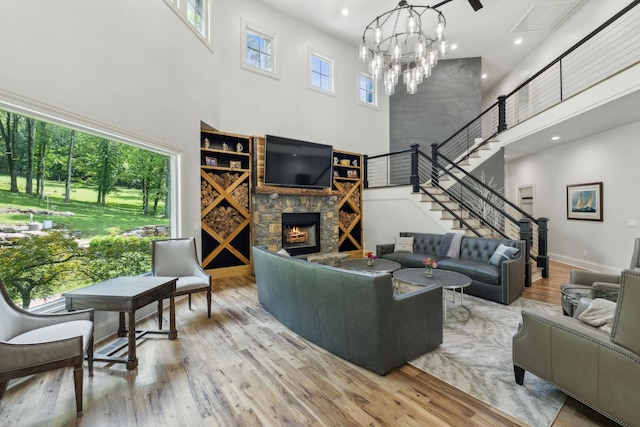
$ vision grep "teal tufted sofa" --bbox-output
[252,246,443,375]
[376,232,525,304]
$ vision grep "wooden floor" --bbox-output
[0,261,620,426]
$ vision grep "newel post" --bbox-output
[537,218,549,278]
[519,218,532,287]
[410,144,420,193]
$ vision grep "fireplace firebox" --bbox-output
[282,213,321,256]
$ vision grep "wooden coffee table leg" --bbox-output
[117,312,126,337]
[169,293,177,340]
[126,311,138,370]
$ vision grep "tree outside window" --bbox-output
[0,109,171,308]
[187,0,205,36]
[247,31,273,72]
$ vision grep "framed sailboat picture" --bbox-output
[567,182,603,221]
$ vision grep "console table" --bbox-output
[63,276,178,370]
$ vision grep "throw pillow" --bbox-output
[488,244,519,266]
[394,236,414,253]
[578,297,616,334]
[277,248,291,257]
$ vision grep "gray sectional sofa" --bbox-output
[376,232,526,304]
[252,245,443,375]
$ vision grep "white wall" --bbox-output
[363,187,448,254]
[0,0,390,240]
[506,120,640,274]
[214,0,389,155]
[485,0,631,106]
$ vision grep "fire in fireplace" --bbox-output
[282,213,321,256]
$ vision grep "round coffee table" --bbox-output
[341,258,401,273]
[393,268,472,319]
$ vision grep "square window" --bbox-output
[242,20,279,79]
[309,50,334,95]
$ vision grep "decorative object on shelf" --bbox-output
[358,0,448,96]
[236,143,243,152]
[347,170,358,178]
[352,159,358,166]
[366,251,377,266]
[229,160,241,169]
[340,159,351,166]
[333,170,339,177]
[422,257,437,277]
[205,156,217,166]
[222,142,230,151]
[203,138,210,149]
[334,156,339,165]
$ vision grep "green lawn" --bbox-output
[0,175,168,239]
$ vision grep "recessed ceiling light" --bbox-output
[450,43,458,50]
[341,8,349,16]
[551,136,560,141]
[481,73,488,79]
[514,38,523,45]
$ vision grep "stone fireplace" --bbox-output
[281,212,320,256]
[252,189,339,255]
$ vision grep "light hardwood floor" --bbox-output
[0,261,620,426]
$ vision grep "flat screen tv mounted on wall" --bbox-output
[263,135,333,189]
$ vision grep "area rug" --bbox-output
[409,293,568,427]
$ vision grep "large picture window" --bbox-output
[0,108,173,309]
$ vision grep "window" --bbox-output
[187,0,205,36]
[247,31,273,71]
[309,50,334,95]
[164,0,211,48]
[359,73,377,107]
[0,107,174,309]
[241,20,279,79]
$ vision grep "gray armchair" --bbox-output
[560,237,640,315]
[152,238,212,323]
[0,279,94,416]
[513,269,640,427]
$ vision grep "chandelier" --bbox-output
[359,0,447,96]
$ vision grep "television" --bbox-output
[263,135,333,189]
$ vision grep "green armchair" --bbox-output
[513,269,640,427]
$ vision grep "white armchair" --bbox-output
[0,279,94,416]
[152,238,212,324]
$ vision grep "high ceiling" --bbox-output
[257,0,587,94]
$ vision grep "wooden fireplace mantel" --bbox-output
[253,185,340,197]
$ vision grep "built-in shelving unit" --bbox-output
[200,129,253,277]
[332,149,363,257]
